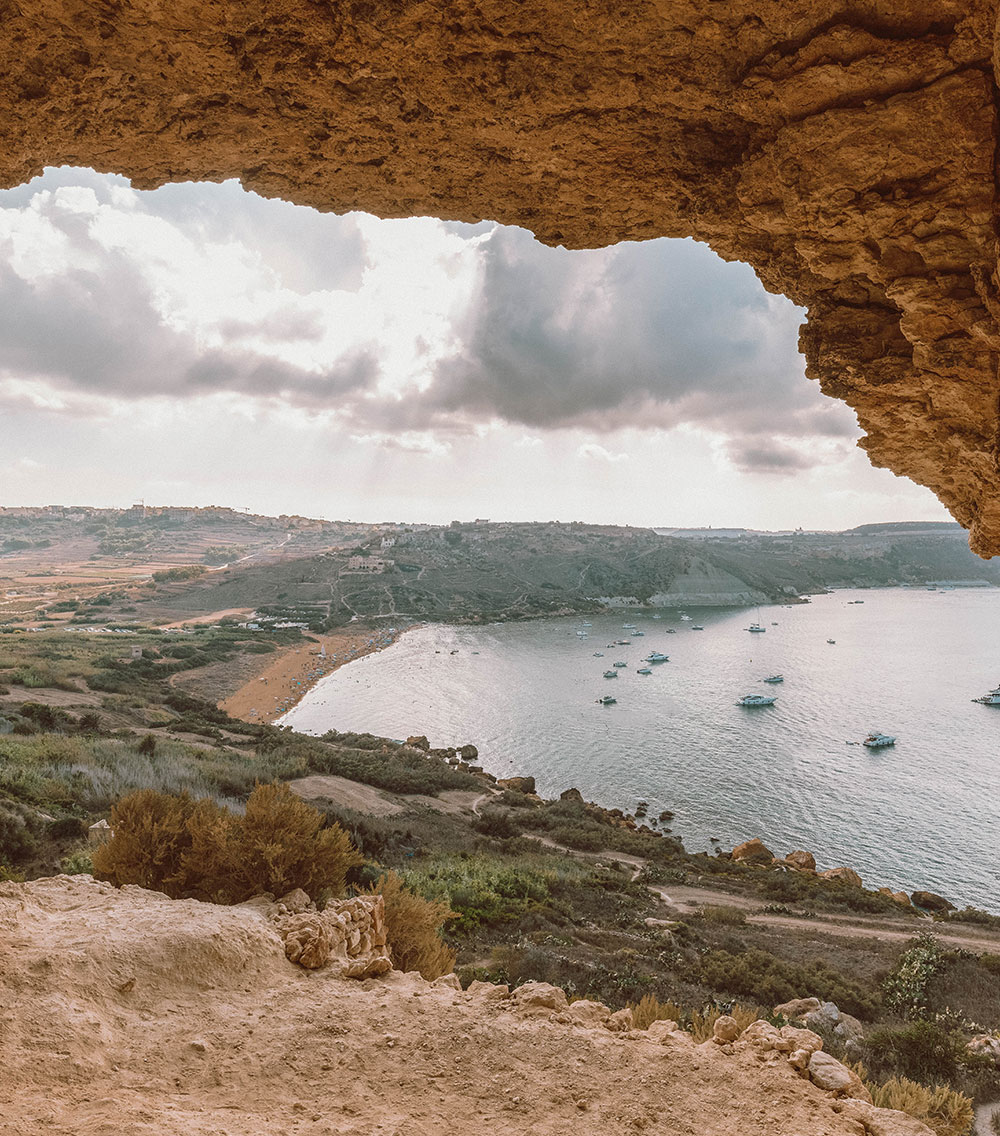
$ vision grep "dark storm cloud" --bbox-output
[726,438,816,474]
[424,228,854,439]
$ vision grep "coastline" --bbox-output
[219,622,416,724]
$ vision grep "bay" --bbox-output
[282,588,1000,911]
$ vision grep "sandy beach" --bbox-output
[219,624,413,724]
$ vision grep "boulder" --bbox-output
[784,850,817,872]
[405,735,429,751]
[773,997,821,1021]
[911,890,955,912]
[605,1007,634,1032]
[819,867,863,888]
[459,743,478,760]
[568,999,611,1026]
[88,818,112,847]
[560,787,584,802]
[465,980,510,1001]
[877,887,912,906]
[731,837,774,865]
[276,888,312,914]
[513,981,567,1011]
[432,973,462,990]
[645,1019,681,1043]
[804,1002,864,1045]
[834,1100,937,1135]
[968,1035,1000,1066]
[712,1015,740,1043]
[807,1051,872,1101]
[498,776,536,795]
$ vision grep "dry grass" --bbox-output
[364,870,457,980]
[853,1067,975,1136]
[629,994,687,1031]
[690,1002,762,1042]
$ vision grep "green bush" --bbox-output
[884,933,946,1018]
[861,1020,987,1090]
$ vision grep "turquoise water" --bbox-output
[282,588,1000,911]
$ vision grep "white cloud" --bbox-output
[577,443,628,463]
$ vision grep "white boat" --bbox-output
[593,652,604,657]
[747,623,765,633]
[636,667,652,675]
[596,695,617,705]
[613,660,627,668]
[827,638,836,644]
[763,675,784,684]
[862,732,895,748]
[633,630,645,637]
[973,685,1000,705]
[622,623,636,629]
[691,625,704,630]
[603,670,619,679]
[680,614,693,621]
[665,628,676,634]
[644,651,669,663]
[737,693,776,707]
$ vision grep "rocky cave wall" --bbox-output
[3,0,1000,551]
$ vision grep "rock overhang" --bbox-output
[3,0,999,551]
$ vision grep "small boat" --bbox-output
[691,625,704,631]
[636,667,652,675]
[652,614,662,619]
[973,685,1000,705]
[582,621,592,626]
[596,695,617,705]
[747,623,765,633]
[633,630,645,637]
[644,651,670,663]
[613,660,627,668]
[862,732,895,748]
[680,614,693,622]
[593,652,604,657]
[665,628,676,634]
[603,670,619,679]
[827,639,836,644]
[737,694,776,707]
[763,675,784,684]
[622,623,636,629]
[617,638,632,645]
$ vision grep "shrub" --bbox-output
[863,1074,974,1136]
[60,848,94,875]
[884,933,947,1018]
[137,734,157,756]
[92,783,362,904]
[629,993,686,1031]
[862,1020,981,1088]
[363,870,456,979]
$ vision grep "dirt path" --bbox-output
[219,625,413,724]
[653,885,1000,954]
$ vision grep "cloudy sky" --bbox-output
[0,167,946,529]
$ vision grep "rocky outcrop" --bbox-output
[819,867,863,888]
[731,837,775,865]
[911,889,956,911]
[275,895,391,977]
[498,776,536,795]
[784,850,817,872]
[2,5,1000,551]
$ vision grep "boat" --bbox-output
[603,670,619,679]
[592,652,604,657]
[644,651,669,663]
[665,628,676,634]
[737,694,776,706]
[862,732,895,748]
[691,625,704,630]
[596,695,617,705]
[746,623,765,633]
[582,621,592,626]
[617,638,632,645]
[613,660,627,668]
[622,623,636,629]
[633,630,645,636]
[973,685,1000,705]
[680,614,693,621]
[763,675,784,684]
[636,667,652,675]
[827,639,836,644]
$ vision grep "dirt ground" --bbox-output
[217,626,411,724]
[0,875,932,1136]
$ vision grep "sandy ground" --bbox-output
[160,607,257,628]
[288,776,490,819]
[0,875,931,1136]
[219,625,412,724]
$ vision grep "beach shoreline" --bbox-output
[219,623,416,724]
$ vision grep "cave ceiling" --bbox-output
[3,0,1000,551]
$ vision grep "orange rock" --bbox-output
[819,867,863,888]
[731,838,774,865]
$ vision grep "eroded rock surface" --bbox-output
[3,3,1000,550]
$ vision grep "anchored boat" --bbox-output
[737,693,776,707]
[862,732,896,748]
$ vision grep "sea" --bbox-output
[281,588,1000,912]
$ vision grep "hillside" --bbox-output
[1,874,939,1136]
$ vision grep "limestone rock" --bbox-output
[432,973,462,990]
[731,838,774,865]
[911,890,955,912]
[275,896,391,977]
[712,1015,740,1043]
[784,851,816,873]
[465,980,510,1001]
[88,819,112,847]
[819,867,863,888]
[606,1008,634,1032]
[645,1019,681,1043]
[458,744,478,760]
[405,736,429,752]
[834,1100,936,1136]
[804,1003,865,1045]
[968,1034,1000,1066]
[568,999,611,1026]
[772,997,821,1021]
[807,1051,871,1102]
[499,777,537,795]
[878,888,912,907]
[275,888,312,914]
[513,982,568,1011]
